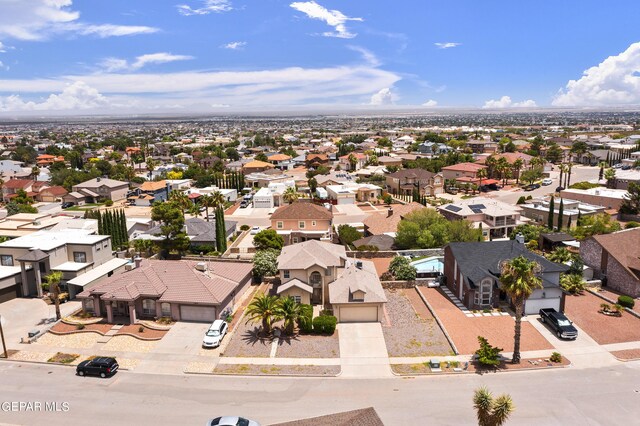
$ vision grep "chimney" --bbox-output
[356,261,363,269]
[515,233,525,244]
[96,177,101,182]
[387,207,393,217]
[134,256,142,269]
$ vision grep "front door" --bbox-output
[311,287,322,305]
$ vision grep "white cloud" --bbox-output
[422,99,438,107]
[0,81,110,111]
[0,41,5,52]
[553,42,640,106]
[290,1,363,39]
[100,53,193,72]
[483,96,537,109]
[434,42,461,49]
[0,0,158,41]
[370,88,393,106]
[177,0,232,16]
[347,46,380,66]
[221,41,246,50]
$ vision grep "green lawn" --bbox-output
[64,203,105,211]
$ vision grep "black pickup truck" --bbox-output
[539,308,578,339]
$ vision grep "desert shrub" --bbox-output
[312,315,337,334]
[76,323,85,330]
[618,295,635,309]
[240,224,251,231]
[550,352,562,363]
[104,200,114,206]
[138,326,145,333]
[625,222,640,229]
[475,336,502,367]
[516,196,526,205]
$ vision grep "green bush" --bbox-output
[618,295,635,309]
[104,199,114,206]
[625,222,640,229]
[312,315,337,334]
[516,196,526,205]
[475,336,502,367]
[297,304,313,333]
[240,224,251,231]
[76,323,85,330]
[550,352,562,363]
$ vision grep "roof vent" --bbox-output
[515,233,525,244]
[355,261,363,269]
[195,262,207,272]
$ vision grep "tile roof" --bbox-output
[39,185,67,196]
[139,180,167,191]
[330,260,387,304]
[268,154,292,161]
[442,162,487,172]
[387,168,438,180]
[243,160,274,169]
[271,407,384,426]
[271,202,333,221]
[363,202,425,235]
[277,279,313,295]
[75,177,128,189]
[4,179,33,189]
[278,240,347,270]
[79,259,252,304]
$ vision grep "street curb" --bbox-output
[390,361,571,377]
[414,287,459,355]
[0,358,131,371]
[185,371,341,378]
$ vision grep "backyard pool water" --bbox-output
[411,256,444,274]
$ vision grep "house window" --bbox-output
[73,252,87,263]
[474,279,493,306]
[96,244,101,251]
[142,299,155,315]
[161,303,171,317]
[83,299,94,313]
[311,221,316,227]
[277,221,283,229]
[293,296,301,303]
[292,237,299,244]
[309,271,322,287]
[103,241,108,248]
[325,268,331,276]
[0,255,13,266]
[283,270,290,279]
[299,221,305,229]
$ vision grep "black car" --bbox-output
[523,183,540,191]
[76,357,119,378]
[61,202,74,209]
[539,308,578,339]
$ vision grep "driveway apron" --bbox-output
[338,323,392,378]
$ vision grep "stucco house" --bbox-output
[77,259,253,323]
[270,202,333,245]
[443,240,568,314]
[66,177,129,205]
[276,241,387,322]
[580,228,640,297]
[385,169,444,197]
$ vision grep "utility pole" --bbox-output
[0,315,7,359]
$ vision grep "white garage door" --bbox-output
[524,298,561,315]
[339,305,378,323]
[337,197,353,205]
[179,305,216,322]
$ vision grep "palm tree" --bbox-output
[558,163,566,188]
[245,293,281,335]
[210,190,225,211]
[169,191,191,217]
[565,162,573,188]
[529,156,546,170]
[473,387,515,426]
[511,159,523,185]
[485,156,498,178]
[308,177,318,199]
[201,194,215,222]
[500,256,542,363]
[604,168,616,188]
[145,158,157,180]
[347,153,358,171]
[31,166,40,180]
[547,247,572,263]
[275,297,306,335]
[598,161,607,181]
[283,187,298,204]
[44,271,64,320]
[476,168,488,190]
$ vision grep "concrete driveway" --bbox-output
[134,321,211,374]
[528,315,617,368]
[338,323,391,378]
[0,298,80,349]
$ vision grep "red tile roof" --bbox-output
[271,202,333,221]
[4,179,33,189]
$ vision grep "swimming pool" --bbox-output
[411,256,444,275]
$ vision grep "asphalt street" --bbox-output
[1,360,639,426]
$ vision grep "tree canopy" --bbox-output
[395,209,482,249]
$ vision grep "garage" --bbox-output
[337,196,354,205]
[337,305,379,323]
[0,284,20,304]
[524,297,561,315]
[179,305,216,322]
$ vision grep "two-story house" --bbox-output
[2,179,34,202]
[338,152,367,171]
[65,177,129,206]
[438,198,525,240]
[129,180,170,206]
[441,162,488,181]
[444,240,568,314]
[305,154,330,168]
[276,240,387,322]
[270,202,333,245]
[0,229,125,303]
[519,197,605,229]
[385,169,444,197]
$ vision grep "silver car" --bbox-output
[206,417,260,426]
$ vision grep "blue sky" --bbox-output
[0,0,639,114]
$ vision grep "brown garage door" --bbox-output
[0,285,19,304]
[339,305,379,323]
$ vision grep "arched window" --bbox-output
[309,271,322,287]
[161,303,171,317]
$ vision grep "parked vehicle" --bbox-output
[202,320,228,348]
[250,226,260,235]
[240,200,249,208]
[76,357,119,378]
[539,308,578,339]
[555,186,565,193]
[523,183,540,191]
[61,202,74,209]
[542,178,553,186]
[206,417,260,426]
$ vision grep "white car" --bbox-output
[542,178,553,186]
[250,226,260,235]
[202,320,228,348]
[206,417,260,426]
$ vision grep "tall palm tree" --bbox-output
[31,166,40,180]
[558,163,566,188]
[529,156,546,170]
[283,186,298,204]
[598,161,607,181]
[347,153,358,171]
[500,256,542,364]
[210,190,225,211]
[476,168,488,190]
[169,191,191,217]
[511,159,523,185]
[473,387,515,426]
[44,271,64,320]
[201,194,215,222]
[485,156,498,178]
[245,293,281,335]
[604,168,616,188]
[275,297,305,335]
[565,162,573,188]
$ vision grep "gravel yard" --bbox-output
[116,324,168,340]
[382,289,453,357]
[214,364,340,376]
[9,350,55,363]
[276,332,340,358]
[101,335,158,353]
[185,361,219,374]
[610,349,640,361]
[37,332,100,349]
[222,321,273,358]
[565,292,640,345]
[51,322,113,335]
